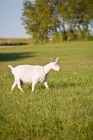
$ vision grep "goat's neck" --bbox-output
[43,63,52,75]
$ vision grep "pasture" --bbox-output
[0,42,93,140]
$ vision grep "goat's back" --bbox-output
[12,65,44,83]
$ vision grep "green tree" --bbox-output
[21,0,93,41]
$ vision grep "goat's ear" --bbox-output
[56,57,59,61]
[50,58,53,62]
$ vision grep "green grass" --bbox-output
[0,42,93,140]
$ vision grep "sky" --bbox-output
[0,0,29,38]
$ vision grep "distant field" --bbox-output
[0,42,93,140]
[0,38,31,46]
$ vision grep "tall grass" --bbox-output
[0,42,93,140]
[0,38,31,46]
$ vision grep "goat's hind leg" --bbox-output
[11,81,16,92]
[15,76,24,92]
[17,80,24,92]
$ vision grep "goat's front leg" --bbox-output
[32,82,36,92]
[44,81,49,89]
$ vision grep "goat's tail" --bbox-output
[8,65,13,70]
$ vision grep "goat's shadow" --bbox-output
[0,52,35,62]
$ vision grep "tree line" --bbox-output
[21,0,93,42]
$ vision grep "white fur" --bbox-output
[8,58,60,92]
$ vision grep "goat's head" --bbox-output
[50,58,61,71]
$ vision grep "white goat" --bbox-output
[8,58,61,92]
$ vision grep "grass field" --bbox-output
[0,42,93,140]
[0,38,31,46]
